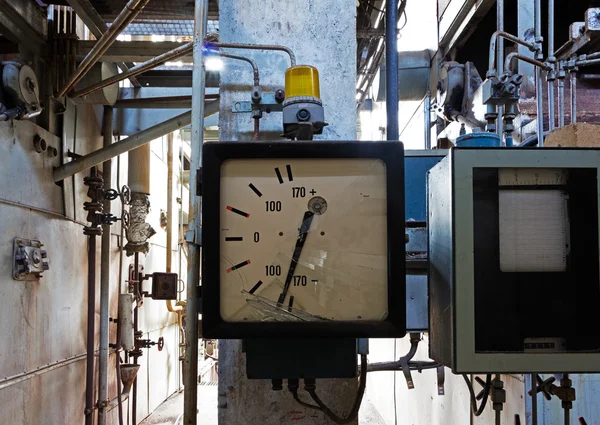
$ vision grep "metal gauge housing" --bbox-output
[201,141,406,338]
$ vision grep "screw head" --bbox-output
[296,109,310,122]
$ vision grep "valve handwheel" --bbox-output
[157,336,165,351]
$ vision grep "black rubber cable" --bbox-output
[304,354,368,425]
[463,374,492,417]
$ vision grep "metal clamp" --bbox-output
[437,366,445,395]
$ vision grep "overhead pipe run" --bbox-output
[70,42,194,99]
[488,31,537,77]
[53,99,219,183]
[211,40,296,67]
[114,94,219,109]
[56,0,150,98]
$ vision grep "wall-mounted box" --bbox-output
[428,148,600,373]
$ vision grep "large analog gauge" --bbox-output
[221,158,387,322]
[202,142,406,338]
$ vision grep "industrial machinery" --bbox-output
[429,147,600,373]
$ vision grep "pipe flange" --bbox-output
[283,96,322,107]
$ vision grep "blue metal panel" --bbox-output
[525,374,600,425]
[405,151,448,221]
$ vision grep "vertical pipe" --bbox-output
[497,0,504,138]
[534,0,542,42]
[548,80,556,130]
[132,252,139,425]
[534,0,544,146]
[98,106,114,425]
[85,234,97,425]
[547,0,555,130]
[558,78,565,128]
[571,71,577,124]
[531,374,538,425]
[385,0,399,141]
[184,0,208,423]
[128,145,151,195]
[536,68,545,146]
[424,93,431,149]
[167,133,174,274]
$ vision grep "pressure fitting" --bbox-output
[124,192,156,256]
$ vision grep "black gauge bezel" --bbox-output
[201,141,406,339]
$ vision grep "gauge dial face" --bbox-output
[219,158,388,322]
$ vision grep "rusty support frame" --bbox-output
[57,0,149,98]
[71,42,194,98]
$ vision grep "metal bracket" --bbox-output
[232,92,284,114]
[437,366,445,395]
[400,356,415,389]
[12,238,49,281]
[357,338,369,355]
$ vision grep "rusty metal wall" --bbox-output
[0,104,183,424]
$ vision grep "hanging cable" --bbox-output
[463,374,492,417]
[301,354,368,425]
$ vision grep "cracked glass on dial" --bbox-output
[219,158,388,322]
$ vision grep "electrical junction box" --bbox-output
[151,272,178,300]
[428,148,600,373]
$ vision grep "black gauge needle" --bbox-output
[277,211,315,306]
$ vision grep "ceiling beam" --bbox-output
[65,0,141,87]
[0,0,46,54]
[76,40,191,62]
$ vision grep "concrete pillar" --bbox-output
[218,0,356,141]
[217,1,358,424]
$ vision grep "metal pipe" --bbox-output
[115,305,124,425]
[166,133,186,389]
[98,106,113,425]
[85,233,97,425]
[575,57,600,67]
[220,52,260,86]
[114,94,219,109]
[56,0,149,98]
[536,67,545,147]
[558,78,565,127]
[548,80,556,131]
[548,0,555,57]
[213,41,296,67]
[534,0,542,43]
[53,100,219,183]
[132,252,139,425]
[571,71,577,123]
[71,42,193,98]
[386,0,399,141]
[184,0,208,423]
[505,53,550,73]
[489,31,537,76]
[424,93,431,149]
[128,144,151,195]
[547,0,556,130]
[167,132,175,275]
[497,0,505,138]
[531,374,538,425]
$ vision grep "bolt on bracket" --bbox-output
[13,238,49,281]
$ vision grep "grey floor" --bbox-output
[139,385,386,425]
[139,383,219,425]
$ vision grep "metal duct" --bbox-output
[374,50,432,102]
